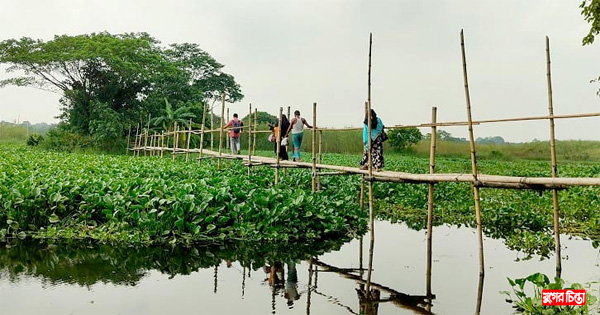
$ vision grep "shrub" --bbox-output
[26,134,44,146]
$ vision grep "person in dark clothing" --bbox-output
[267,115,290,160]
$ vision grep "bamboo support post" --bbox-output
[160,131,164,158]
[218,93,225,169]
[186,119,192,162]
[144,113,151,156]
[134,132,139,155]
[426,106,437,308]
[546,36,562,277]
[247,103,252,176]
[365,32,375,295]
[151,132,156,156]
[143,132,148,156]
[461,30,485,276]
[275,107,283,185]
[199,102,207,164]
[172,122,178,162]
[226,108,230,151]
[252,108,258,156]
[126,126,131,154]
[210,103,214,151]
[133,123,140,155]
[287,106,291,156]
[317,130,323,190]
[311,102,317,192]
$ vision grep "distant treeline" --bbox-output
[0,121,55,141]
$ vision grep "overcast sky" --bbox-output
[1,0,599,142]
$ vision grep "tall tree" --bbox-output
[0,32,243,139]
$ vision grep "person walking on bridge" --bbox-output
[223,113,243,154]
[285,110,312,162]
[360,109,385,171]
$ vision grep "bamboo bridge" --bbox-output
[129,32,600,313]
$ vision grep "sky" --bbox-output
[0,0,599,142]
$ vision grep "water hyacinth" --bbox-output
[0,145,368,244]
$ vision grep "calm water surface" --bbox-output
[1,221,599,314]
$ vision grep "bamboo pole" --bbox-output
[126,126,131,154]
[151,133,156,156]
[317,130,323,191]
[546,36,562,277]
[306,259,314,315]
[311,102,317,192]
[275,107,283,185]
[226,108,230,151]
[186,118,192,162]
[144,113,151,156]
[365,32,375,295]
[199,102,207,164]
[210,103,214,151]
[426,106,437,310]
[287,106,291,157]
[160,131,164,158]
[461,30,485,276]
[133,128,138,155]
[218,93,225,169]
[172,122,178,162]
[476,273,484,315]
[247,103,252,176]
[252,108,258,156]
[134,123,140,156]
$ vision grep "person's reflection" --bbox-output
[264,262,285,288]
[284,262,300,307]
[264,261,302,309]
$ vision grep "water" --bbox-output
[1,221,599,314]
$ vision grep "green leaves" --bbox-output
[0,144,366,245]
[49,214,60,224]
[505,272,598,314]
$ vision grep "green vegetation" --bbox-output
[0,144,366,245]
[504,272,598,314]
[388,127,422,151]
[581,0,600,46]
[0,121,54,142]
[410,139,600,161]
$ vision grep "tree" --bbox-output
[581,1,600,95]
[0,32,243,141]
[151,98,197,132]
[388,127,422,151]
[581,0,600,45]
[241,111,278,126]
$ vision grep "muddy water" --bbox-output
[1,221,599,314]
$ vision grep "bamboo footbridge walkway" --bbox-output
[129,32,600,312]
